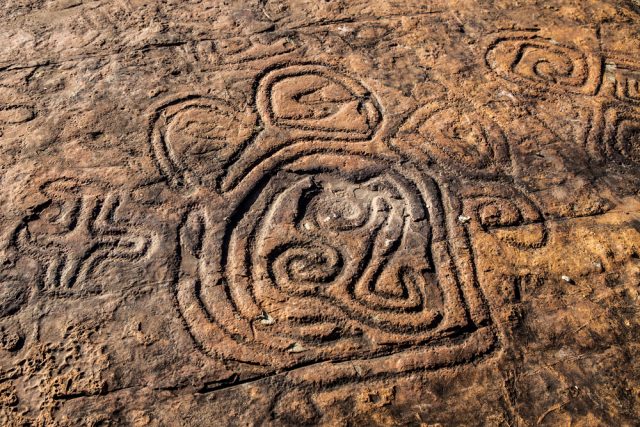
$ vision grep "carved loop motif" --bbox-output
[392,102,511,177]
[486,30,602,95]
[11,178,153,296]
[256,63,382,140]
[150,63,504,381]
[148,61,555,383]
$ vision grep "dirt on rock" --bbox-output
[1,0,640,425]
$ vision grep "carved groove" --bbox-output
[486,30,602,95]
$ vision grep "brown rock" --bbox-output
[1,0,640,425]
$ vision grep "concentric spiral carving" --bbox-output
[486,30,602,95]
[612,115,640,165]
[269,242,344,293]
[248,171,442,327]
[176,154,492,371]
[461,183,547,249]
[591,104,640,167]
[159,62,504,384]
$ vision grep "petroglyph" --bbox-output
[461,183,547,249]
[486,29,602,95]
[150,95,258,188]
[591,103,640,167]
[10,178,154,296]
[2,1,640,425]
[256,63,382,141]
[176,153,496,378]
[392,102,511,177]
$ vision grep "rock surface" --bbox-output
[1,0,640,425]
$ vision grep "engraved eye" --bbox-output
[256,64,381,140]
[271,74,355,120]
[168,107,229,155]
[336,23,391,47]
[352,24,389,42]
[167,100,256,156]
[215,37,251,55]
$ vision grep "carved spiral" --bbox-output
[462,184,547,249]
[269,243,343,294]
[486,31,601,95]
[180,155,480,366]
[611,112,640,165]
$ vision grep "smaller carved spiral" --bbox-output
[269,243,343,295]
[486,31,600,95]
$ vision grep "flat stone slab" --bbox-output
[1,0,640,425]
